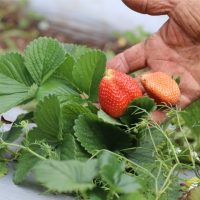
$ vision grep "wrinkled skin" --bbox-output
[107,0,200,108]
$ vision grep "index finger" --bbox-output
[122,0,178,15]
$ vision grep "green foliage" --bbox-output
[58,133,76,160]
[0,52,33,86]
[72,51,106,101]
[119,192,146,200]
[14,149,41,184]
[0,73,32,113]
[0,37,107,114]
[99,151,141,194]
[62,102,92,133]
[3,112,33,143]
[74,115,132,154]
[54,54,75,83]
[126,127,165,165]
[121,97,156,126]
[74,140,91,161]
[24,37,65,85]
[88,188,108,200]
[188,187,200,200]
[181,100,200,135]
[34,95,62,142]
[0,37,196,200]
[98,110,123,126]
[33,159,98,193]
[0,162,8,178]
[36,78,79,101]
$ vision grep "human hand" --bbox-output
[107,0,200,108]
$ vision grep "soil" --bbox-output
[0,1,130,54]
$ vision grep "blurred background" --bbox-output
[0,0,167,55]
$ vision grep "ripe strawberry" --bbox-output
[99,69,142,118]
[141,72,181,105]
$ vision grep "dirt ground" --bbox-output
[0,1,133,54]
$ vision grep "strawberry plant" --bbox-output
[0,37,199,200]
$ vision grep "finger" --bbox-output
[122,0,178,15]
[151,110,166,123]
[178,95,191,108]
[135,76,145,93]
[107,42,146,73]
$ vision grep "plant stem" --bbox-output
[1,141,46,160]
[148,125,159,155]
[155,161,162,195]
[175,110,195,169]
[107,190,114,200]
[81,191,88,200]
[92,149,156,180]
[156,163,179,199]
[152,122,180,164]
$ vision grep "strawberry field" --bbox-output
[0,37,199,200]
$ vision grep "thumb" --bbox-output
[122,0,178,15]
[107,41,146,73]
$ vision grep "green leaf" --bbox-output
[0,74,28,94]
[88,188,108,200]
[36,78,79,101]
[181,100,200,138]
[188,187,200,200]
[24,37,65,85]
[58,95,84,106]
[64,44,91,59]
[121,97,156,126]
[98,110,123,126]
[34,95,62,143]
[14,149,40,184]
[62,103,91,134]
[3,112,33,143]
[172,75,181,85]
[74,115,132,155]
[99,151,141,193]
[33,159,98,193]
[86,102,99,114]
[0,74,33,113]
[160,181,182,200]
[114,174,141,193]
[54,54,75,83]
[119,192,146,200]
[0,52,33,86]
[0,52,39,113]
[0,162,8,178]
[74,140,90,161]
[58,133,76,160]
[72,51,106,101]
[126,127,165,166]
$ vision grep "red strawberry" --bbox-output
[99,69,142,118]
[141,72,181,105]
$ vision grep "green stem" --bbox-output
[107,190,114,200]
[1,141,46,161]
[175,110,195,168]
[155,161,162,195]
[152,122,180,164]
[90,149,156,180]
[156,163,179,199]
[148,125,159,155]
[81,191,88,200]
